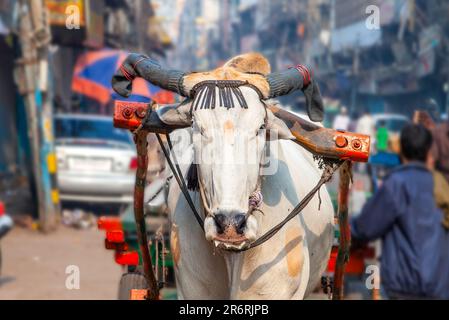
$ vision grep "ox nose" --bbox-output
[214,213,247,235]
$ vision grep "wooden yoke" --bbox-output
[114,100,370,163]
[267,105,370,162]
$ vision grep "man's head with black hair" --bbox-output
[400,123,433,163]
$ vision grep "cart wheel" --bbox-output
[118,268,149,300]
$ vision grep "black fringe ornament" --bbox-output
[190,80,259,111]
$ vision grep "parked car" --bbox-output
[54,114,137,204]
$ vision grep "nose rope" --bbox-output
[195,162,264,221]
[245,129,268,220]
[246,188,264,220]
[248,188,263,209]
[248,189,263,208]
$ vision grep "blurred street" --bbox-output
[0,226,122,300]
[0,0,448,301]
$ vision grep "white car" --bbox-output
[55,114,137,204]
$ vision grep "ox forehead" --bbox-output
[190,80,264,112]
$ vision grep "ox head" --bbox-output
[112,53,324,250]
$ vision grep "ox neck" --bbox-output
[222,252,245,298]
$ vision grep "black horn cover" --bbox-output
[266,66,324,122]
[112,53,188,97]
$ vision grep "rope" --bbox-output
[144,84,341,252]
[158,128,341,252]
[155,133,204,230]
[236,160,343,252]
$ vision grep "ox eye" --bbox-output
[257,124,266,135]
[200,127,212,141]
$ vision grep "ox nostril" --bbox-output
[214,214,227,234]
[234,214,246,235]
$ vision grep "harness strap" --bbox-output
[155,133,204,230]
[237,160,342,252]
[158,127,341,251]
[149,80,341,251]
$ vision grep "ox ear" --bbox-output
[266,109,295,140]
[156,98,192,127]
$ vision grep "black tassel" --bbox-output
[186,163,199,191]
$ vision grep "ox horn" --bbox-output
[265,65,324,122]
[112,53,189,98]
[145,99,192,132]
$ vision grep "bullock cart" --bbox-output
[109,53,371,300]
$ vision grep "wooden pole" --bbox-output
[134,130,160,300]
[332,160,352,300]
[16,0,59,232]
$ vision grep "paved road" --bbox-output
[0,225,123,299]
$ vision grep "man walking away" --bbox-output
[351,124,449,299]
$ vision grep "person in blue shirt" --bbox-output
[351,124,449,299]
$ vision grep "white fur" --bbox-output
[167,132,334,299]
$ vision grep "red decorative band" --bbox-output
[120,65,135,82]
[132,57,147,70]
[294,64,312,87]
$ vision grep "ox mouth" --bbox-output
[212,235,250,251]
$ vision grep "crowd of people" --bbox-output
[332,106,449,299]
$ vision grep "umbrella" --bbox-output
[72,49,175,106]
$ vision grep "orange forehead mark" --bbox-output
[285,226,304,277]
[223,120,234,131]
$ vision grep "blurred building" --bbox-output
[173,0,449,118]
[312,0,449,117]
[0,0,172,227]
[0,1,19,175]
[173,0,326,109]
[50,0,172,113]
[173,0,220,70]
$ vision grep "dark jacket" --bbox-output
[351,162,449,299]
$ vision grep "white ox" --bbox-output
[114,53,334,299]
